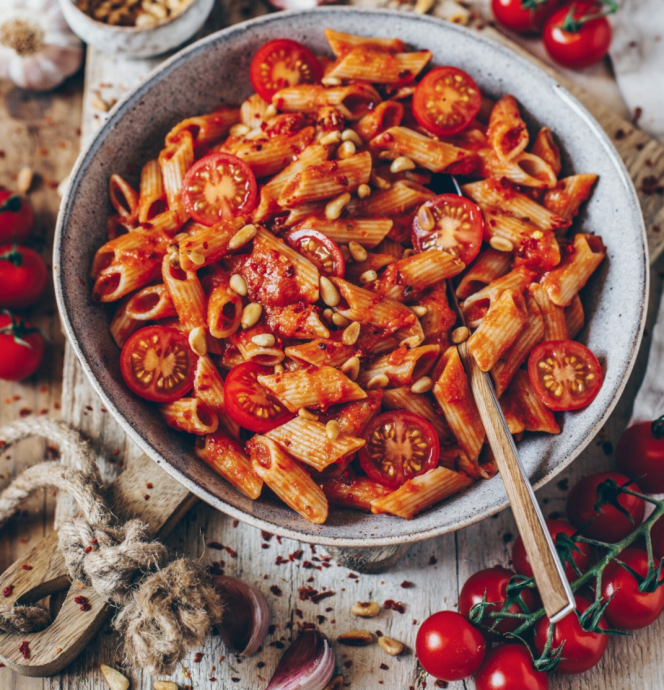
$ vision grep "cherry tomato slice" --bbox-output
[412,66,481,137]
[182,153,257,226]
[283,228,345,277]
[527,339,602,411]
[412,195,484,264]
[120,326,197,403]
[223,361,293,433]
[250,39,323,103]
[358,410,440,489]
[0,244,48,310]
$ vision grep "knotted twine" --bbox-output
[0,417,224,675]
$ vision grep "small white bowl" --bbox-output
[58,0,215,58]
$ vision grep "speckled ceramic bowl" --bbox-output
[54,7,648,547]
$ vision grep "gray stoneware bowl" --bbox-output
[54,7,648,547]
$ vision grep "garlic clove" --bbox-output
[266,629,335,690]
[211,576,271,657]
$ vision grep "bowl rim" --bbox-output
[54,6,649,547]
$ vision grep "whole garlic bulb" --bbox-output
[0,0,83,92]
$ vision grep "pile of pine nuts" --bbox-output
[77,0,193,27]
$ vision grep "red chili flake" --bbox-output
[295,608,304,619]
[615,128,626,140]
[19,408,32,417]
[633,106,643,125]
[3,585,13,597]
[231,678,241,683]
[261,530,273,541]
[194,652,204,663]
[348,572,359,579]
[21,564,32,570]
[19,641,30,659]
[261,543,269,549]
[207,541,224,550]
[146,482,153,489]
[383,599,406,614]
[270,585,283,596]
[225,546,237,558]
[428,556,437,566]
[311,591,336,604]
[344,660,353,669]
[144,494,150,501]
[257,661,266,669]
[435,680,449,688]
[317,615,326,624]
[302,560,314,569]
[289,549,303,561]
[380,663,389,670]
[232,519,239,528]
[84,546,93,553]
[400,580,414,589]
[209,678,217,682]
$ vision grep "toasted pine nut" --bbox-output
[390,156,416,174]
[229,223,257,250]
[377,635,405,656]
[230,123,251,137]
[332,312,350,327]
[357,183,371,199]
[337,629,374,646]
[403,248,415,258]
[325,193,351,220]
[370,172,391,189]
[401,334,423,349]
[320,130,342,146]
[322,76,342,86]
[489,236,514,252]
[264,104,278,119]
[352,601,381,618]
[323,307,335,322]
[326,420,341,440]
[187,250,205,266]
[532,230,544,240]
[251,333,276,347]
[417,204,436,232]
[451,326,469,344]
[341,356,360,381]
[341,129,363,146]
[342,321,361,346]
[337,140,356,159]
[188,326,207,356]
[230,273,248,296]
[17,167,33,194]
[411,305,428,317]
[411,376,433,394]
[320,276,341,307]
[340,244,351,261]
[348,241,368,262]
[378,150,399,161]
[153,682,179,690]
[299,407,319,421]
[367,374,389,390]
[359,269,377,284]
[100,665,129,690]
[273,363,284,374]
[91,93,109,112]
[241,302,262,329]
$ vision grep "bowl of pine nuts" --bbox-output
[58,0,214,58]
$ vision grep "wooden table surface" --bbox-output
[2,1,664,689]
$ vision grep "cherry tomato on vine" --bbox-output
[0,245,48,310]
[528,339,602,411]
[512,519,591,581]
[411,195,484,264]
[475,643,549,690]
[600,547,664,630]
[182,153,257,226]
[566,471,645,542]
[250,39,322,103]
[120,326,197,403]
[283,228,345,277]
[412,66,482,137]
[358,410,440,489]
[534,595,608,674]
[416,610,486,681]
[224,361,294,433]
[616,419,664,493]
[652,516,664,562]
[0,312,44,381]
[543,2,613,70]
[491,0,561,35]
[458,566,535,638]
[0,190,33,244]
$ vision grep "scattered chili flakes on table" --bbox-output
[19,641,30,659]
[3,585,13,597]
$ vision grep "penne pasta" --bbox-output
[162,255,207,330]
[359,344,440,388]
[178,216,246,272]
[293,216,393,249]
[240,93,270,128]
[487,95,529,161]
[354,100,404,142]
[456,248,512,300]
[206,268,243,338]
[565,294,585,339]
[529,282,569,341]
[125,283,177,321]
[159,130,194,224]
[165,107,240,149]
[273,83,381,120]
[543,174,598,222]
[349,179,434,217]
[285,337,354,368]
[531,127,562,177]
[321,473,392,512]
[502,369,560,435]
[326,47,432,84]
[109,174,139,223]
[418,284,457,347]
[324,28,406,57]
[137,159,167,223]
[160,397,219,435]
[232,324,285,367]
[477,148,557,189]
[109,297,140,348]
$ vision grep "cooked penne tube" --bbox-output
[477,149,557,189]
[292,216,393,248]
[162,255,207,330]
[165,107,240,149]
[419,283,459,347]
[375,237,405,258]
[285,338,355,367]
[348,179,435,217]
[207,269,243,338]
[382,386,455,445]
[487,95,529,161]
[273,83,381,120]
[322,473,392,511]
[178,217,246,272]
[462,266,535,323]
[544,174,598,222]
[359,344,440,387]
[229,127,315,178]
[137,159,167,223]
[125,284,177,321]
[232,324,285,367]
[502,369,560,434]
[354,100,404,142]
[196,431,263,500]
[247,435,329,524]
[159,130,194,224]
[456,248,512,300]
[529,283,569,340]
[531,127,561,177]
[264,304,330,340]
[240,93,270,127]
[324,28,406,57]
[326,47,432,84]
[565,294,585,338]
[137,209,181,235]
[344,252,396,283]
[160,397,219,436]
[109,174,139,223]
[371,466,473,519]
[109,297,140,348]
[193,353,238,432]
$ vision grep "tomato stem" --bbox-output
[520,0,553,9]
[0,241,23,266]
[651,415,664,439]
[0,310,43,349]
[0,194,22,215]
[560,0,618,33]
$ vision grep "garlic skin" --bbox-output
[0,0,83,92]
[266,630,336,690]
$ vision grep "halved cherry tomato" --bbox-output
[412,66,481,137]
[0,244,48,310]
[182,153,257,226]
[284,228,345,277]
[411,195,483,264]
[120,326,197,403]
[358,410,440,489]
[0,191,33,244]
[0,312,44,381]
[527,339,602,411]
[250,39,323,104]
[223,361,293,433]
[492,0,561,35]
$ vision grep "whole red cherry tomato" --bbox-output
[459,566,535,638]
[492,0,561,35]
[0,190,33,244]
[543,2,613,70]
[475,643,549,690]
[416,610,486,681]
[0,312,44,381]
[600,547,664,630]
[513,519,591,581]
[0,245,48,310]
[616,419,664,493]
[533,595,608,674]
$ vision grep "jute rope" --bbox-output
[0,418,224,675]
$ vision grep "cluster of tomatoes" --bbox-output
[492,0,615,70]
[416,420,664,688]
[0,190,48,381]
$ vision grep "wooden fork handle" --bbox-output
[458,342,575,622]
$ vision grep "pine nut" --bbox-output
[411,376,433,394]
[348,241,368,262]
[359,269,377,284]
[342,321,361,346]
[264,104,277,119]
[320,130,342,146]
[390,156,416,174]
[378,150,399,161]
[91,93,109,112]
[332,312,350,327]
[251,333,276,347]
[153,682,179,690]
[229,224,257,250]
[417,204,436,232]
[188,327,207,356]
[340,244,351,261]
[411,305,428,317]
[326,420,341,440]
[341,129,363,146]
[370,172,391,189]
[489,236,514,252]
[341,356,360,381]
[367,374,389,389]
[320,276,341,307]
[273,363,284,374]
[241,302,262,329]
[325,193,351,220]
[322,76,342,86]
[357,183,371,199]
[532,230,544,240]
[337,141,356,159]
[403,248,415,258]
[352,601,381,618]
[100,665,129,690]
[401,334,423,348]
[230,123,251,137]
[337,629,374,646]
[414,0,435,13]
[451,326,469,344]
[187,250,205,266]
[230,273,248,296]
[323,307,335,322]
[377,635,404,656]
[299,407,319,421]
[17,167,33,194]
